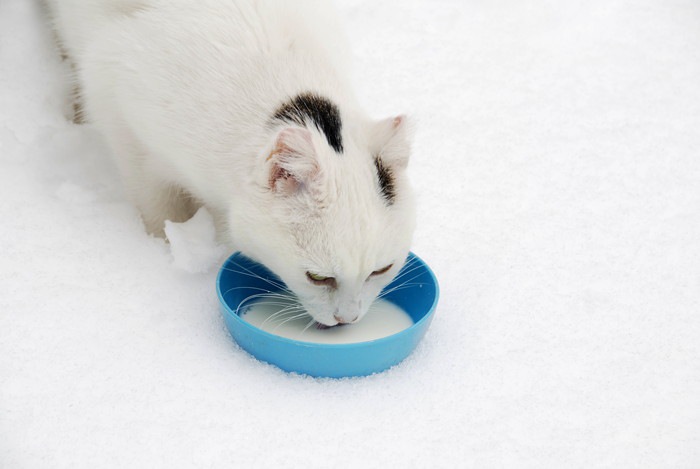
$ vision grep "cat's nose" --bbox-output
[334,314,358,324]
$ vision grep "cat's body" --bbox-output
[47,0,416,326]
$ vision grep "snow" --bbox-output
[164,208,226,274]
[2,0,700,467]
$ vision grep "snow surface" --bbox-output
[164,208,226,274]
[2,0,700,467]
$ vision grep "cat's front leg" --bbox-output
[106,128,199,237]
[126,176,199,238]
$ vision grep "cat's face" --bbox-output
[233,115,415,326]
[269,180,414,326]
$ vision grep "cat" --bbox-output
[46,0,416,327]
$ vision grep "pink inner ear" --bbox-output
[269,164,299,193]
[267,127,316,194]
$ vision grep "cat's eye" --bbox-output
[306,271,337,288]
[370,264,394,277]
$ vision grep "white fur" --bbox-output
[47,0,416,326]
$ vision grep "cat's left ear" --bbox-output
[265,127,320,195]
[370,115,412,170]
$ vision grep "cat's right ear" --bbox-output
[265,127,319,195]
[370,115,412,170]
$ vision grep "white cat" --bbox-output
[46,0,416,327]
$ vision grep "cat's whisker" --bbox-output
[382,281,426,296]
[389,261,423,284]
[232,262,292,292]
[376,283,427,300]
[384,270,421,290]
[381,276,426,291]
[246,302,302,314]
[222,264,291,293]
[271,312,313,332]
[235,295,303,321]
[234,291,300,315]
[392,270,424,285]
[261,306,307,327]
[381,281,427,293]
[222,285,293,300]
[299,318,317,337]
[264,308,307,320]
[234,287,300,304]
[376,273,427,299]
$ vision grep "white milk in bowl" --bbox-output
[240,293,413,344]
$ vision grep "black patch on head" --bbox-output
[273,93,344,153]
[374,157,396,205]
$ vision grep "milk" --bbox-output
[240,294,413,344]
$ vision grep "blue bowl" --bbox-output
[216,252,439,378]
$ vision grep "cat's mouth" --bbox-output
[315,322,347,330]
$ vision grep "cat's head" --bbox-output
[231,105,415,327]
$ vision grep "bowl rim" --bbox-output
[216,251,440,349]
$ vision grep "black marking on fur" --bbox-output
[374,157,396,205]
[273,93,343,153]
